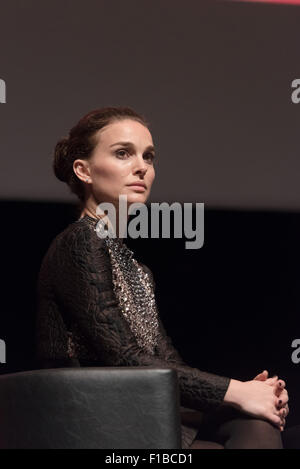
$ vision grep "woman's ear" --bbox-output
[73,159,91,182]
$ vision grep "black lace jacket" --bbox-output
[36,215,231,448]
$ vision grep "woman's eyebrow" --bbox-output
[110,141,155,152]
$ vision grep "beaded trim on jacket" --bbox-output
[78,215,160,355]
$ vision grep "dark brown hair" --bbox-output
[53,106,150,213]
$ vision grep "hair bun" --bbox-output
[52,106,149,205]
[53,136,72,183]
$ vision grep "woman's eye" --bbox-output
[115,149,129,158]
[144,152,155,163]
[115,149,155,163]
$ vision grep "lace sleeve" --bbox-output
[52,224,231,412]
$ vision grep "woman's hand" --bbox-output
[224,377,287,430]
[253,370,289,431]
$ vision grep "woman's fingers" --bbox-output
[276,389,289,408]
[265,376,278,387]
[280,417,286,431]
[265,399,288,430]
[278,407,286,418]
[279,404,289,420]
[262,374,286,395]
[277,399,289,432]
[274,382,283,397]
[279,379,286,388]
[268,412,282,429]
[272,379,287,398]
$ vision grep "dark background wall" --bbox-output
[0,0,300,429]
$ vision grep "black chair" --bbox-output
[0,367,182,449]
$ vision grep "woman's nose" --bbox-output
[133,155,148,174]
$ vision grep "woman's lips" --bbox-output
[127,184,146,191]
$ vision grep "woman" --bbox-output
[36,106,289,449]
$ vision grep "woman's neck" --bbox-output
[81,205,127,242]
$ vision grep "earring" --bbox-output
[85,178,89,182]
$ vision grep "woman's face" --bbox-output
[77,118,156,209]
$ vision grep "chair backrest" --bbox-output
[0,366,182,449]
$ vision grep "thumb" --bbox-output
[254,370,269,381]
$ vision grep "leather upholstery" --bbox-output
[0,367,182,449]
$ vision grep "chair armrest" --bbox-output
[0,367,182,449]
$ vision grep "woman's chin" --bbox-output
[126,194,148,205]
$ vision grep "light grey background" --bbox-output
[0,0,300,210]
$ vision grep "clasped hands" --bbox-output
[254,370,289,432]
